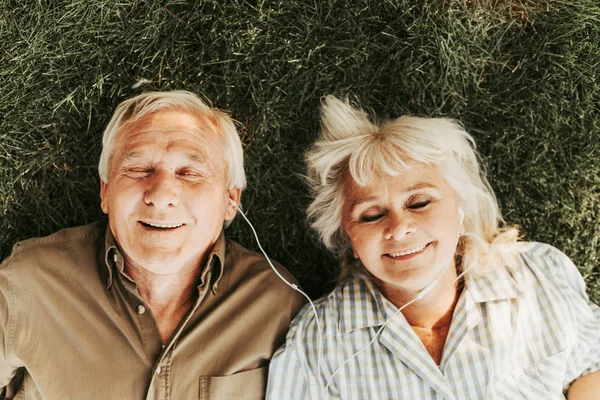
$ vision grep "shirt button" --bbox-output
[156,366,162,374]
[137,305,146,315]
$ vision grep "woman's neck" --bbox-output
[375,269,462,364]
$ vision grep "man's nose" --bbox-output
[143,170,181,209]
[384,212,416,240]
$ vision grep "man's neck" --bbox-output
[125,261,205,345]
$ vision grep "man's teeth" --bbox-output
[144,222,183,229]
[389,244,427,257]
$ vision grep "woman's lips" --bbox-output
[384,242,431,260]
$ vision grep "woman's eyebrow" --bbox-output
[349,183,438,211]
[350,196,379,211]
[403,182,437,192]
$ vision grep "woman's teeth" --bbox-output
[389,243,427,257]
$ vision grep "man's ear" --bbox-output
[100,180,109,215]
[224,187,242,221]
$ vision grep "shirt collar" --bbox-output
[205,232,226,293]
[102,226,226,293]
[337,264,522,335]
[337,273,391,335]
[102,227,119,288]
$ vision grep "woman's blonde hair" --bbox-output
[306,96,519,279]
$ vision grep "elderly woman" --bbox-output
[266,96,600,399]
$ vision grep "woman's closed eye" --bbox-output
[359,211,386,222]
[408,200,431,209]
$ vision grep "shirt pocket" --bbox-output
[491,352,567,399]
[199,366,267,400]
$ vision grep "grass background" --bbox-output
[1,0,599,301]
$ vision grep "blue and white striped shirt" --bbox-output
[267,243,600,399]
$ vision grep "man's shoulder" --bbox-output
[224,238,299,286]
[221,238,307,322]
[222,238,307,312]
[1,221,105,269]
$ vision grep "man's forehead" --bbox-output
[122,111,217,136]
[115,111,222,148]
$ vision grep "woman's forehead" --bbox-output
[343,163,451,202]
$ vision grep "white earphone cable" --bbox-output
[232,202,326,394]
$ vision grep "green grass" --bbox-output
[1,0,599,301]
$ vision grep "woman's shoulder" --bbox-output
[517,241,570,262]
[516,241,586,294]
[469,241,588,308]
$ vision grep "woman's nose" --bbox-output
[384,212,416,240]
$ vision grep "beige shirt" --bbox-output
[0,221,305,399]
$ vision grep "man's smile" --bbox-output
[139,221,185,229]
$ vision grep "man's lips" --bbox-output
[384,242,431,259]
[138,221,185,229]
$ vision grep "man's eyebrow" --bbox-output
[185,152,208,165]
[349,183,438,211]
[121,151,207,164]
[123,151,143,161]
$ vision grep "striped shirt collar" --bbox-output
[337,266,522,335]
[337,274,389,335]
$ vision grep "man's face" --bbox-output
[100,110,240,276]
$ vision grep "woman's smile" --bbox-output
[384,241,432,260]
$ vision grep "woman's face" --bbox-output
[341,163,463,297]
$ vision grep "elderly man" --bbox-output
[0,90,305,399]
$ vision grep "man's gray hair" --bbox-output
[98,90,246,191]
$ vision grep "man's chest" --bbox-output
[12,282,275,399]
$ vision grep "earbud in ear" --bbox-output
[229,198,237,208]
